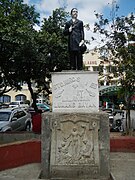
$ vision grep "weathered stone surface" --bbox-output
[42,112,110,179]
[41,71,110,179]
[52,71,99,113]
[41,113,51,179]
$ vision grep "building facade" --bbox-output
[83,50,120,108]
[83,50,119,86]
[0,84,32,103]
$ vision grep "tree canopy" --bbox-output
[0,0,40,95]
[93,1,135,133]
[0,1,69,111]
[39,8,69,72]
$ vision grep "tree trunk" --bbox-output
[125,96,132,135]
[27,80,38,112]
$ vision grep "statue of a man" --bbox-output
[63,8,85,70]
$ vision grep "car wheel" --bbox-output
[5,129,11,132]
[25,122,31,131]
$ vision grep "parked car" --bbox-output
[0,107,32,132]
[0,102,9,109]
[9,101,29,110]
[28,103,50,116]
[36,103,50,112]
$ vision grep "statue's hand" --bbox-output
[69,25,73,32]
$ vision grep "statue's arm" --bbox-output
[63,22,70,36]
[79,21,85,46]
[81,21,84,40]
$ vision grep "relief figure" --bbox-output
[66,125,86,161]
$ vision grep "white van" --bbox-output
[9,101,29,109]
[36,99,46,104]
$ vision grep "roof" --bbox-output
[0,107,20,112]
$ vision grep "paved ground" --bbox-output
[110,152,135,180]
[0,163,41,180]
[0,152,135,180]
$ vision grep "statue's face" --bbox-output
[71,9,78,19]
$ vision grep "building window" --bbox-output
[15,94,26,101]
[0,95,11,103]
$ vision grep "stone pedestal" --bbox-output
[41,71,110,179]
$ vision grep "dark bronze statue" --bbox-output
[63,8,85,70]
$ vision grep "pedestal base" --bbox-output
[41,112,110,179]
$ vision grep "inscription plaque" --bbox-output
[52,71,99,113]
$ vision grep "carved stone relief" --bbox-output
[51,115,99,166]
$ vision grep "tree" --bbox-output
[24,7,69,110]
[93,1,135,134]
[0,0,49,111]
[0,1,70,111]
[0,0,40,97]
[26,7,69,110]
[39,8,69,72]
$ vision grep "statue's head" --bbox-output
[71,8,78,19]
[73,127,77,132]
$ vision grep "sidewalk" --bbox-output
[111,152,135,180]
[0,152,135,180]
[0,163,41,180]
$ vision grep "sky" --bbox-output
[23,0,135,49]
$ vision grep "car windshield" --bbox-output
[37,104,43,107]
[37,104,49,108]
[0,112,11,121]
